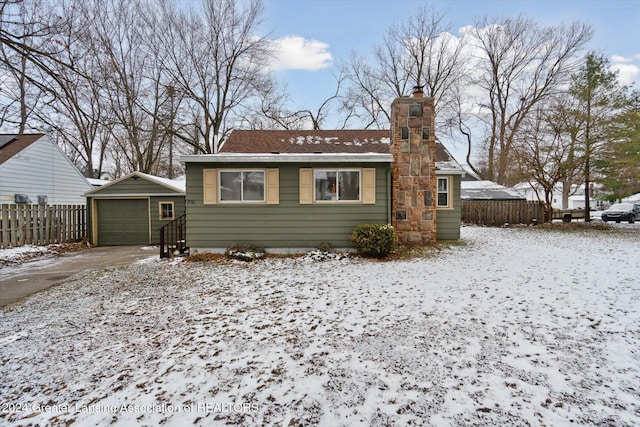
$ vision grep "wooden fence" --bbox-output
[461,200,546,226]
[0,204,86,248]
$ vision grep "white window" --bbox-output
[314,169,360,202]
[299,168,375,205]
[437,177,450,208]
[203,169,278,205]
[219,170,265,202]
[159,202,175,220]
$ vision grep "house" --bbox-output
[87,177,111,188]
[461,181,525,201]
[460,165,481,182]
[622,193,640,203]
[514,182,603,210]
[85,172,185,246]
[180,91,464,252]
[0,133,92,205]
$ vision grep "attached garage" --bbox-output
[86,172,185,246]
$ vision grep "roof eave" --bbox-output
[87,192,186,198]
[181,153,394,163]
[436,167,466,176]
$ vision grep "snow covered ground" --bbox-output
[1,225,639,426]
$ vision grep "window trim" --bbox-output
[159,201,175,220]
[299,168,376,205]
[218,169,266,203]
[313,168,362,203]
[203,168,279,205]
[436,176,452,209]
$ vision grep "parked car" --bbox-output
[601,203,639,223]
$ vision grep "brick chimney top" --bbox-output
[412,85,424,98]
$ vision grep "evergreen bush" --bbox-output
[350,224,395,258]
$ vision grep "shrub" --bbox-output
[350,224,395,258]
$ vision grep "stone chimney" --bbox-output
[390,88,436,245]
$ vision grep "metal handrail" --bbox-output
[159,213,187,258]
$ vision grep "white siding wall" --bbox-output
[0,136,92,205]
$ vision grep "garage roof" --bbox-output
[85,171,185,196]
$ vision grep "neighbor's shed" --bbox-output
[461,181,526,201]
[85,172,185,246]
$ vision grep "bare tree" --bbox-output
[546,97,587,208]
[445,79,481,175]
[0,33,35,132]
[156,0,275,153]
[0,0,58,132]
[514,55,634,218]
[29,1,114,178]
[514,100,584,220]
[2,0,277,176]
[79,0,177,176]
[255,87,308,130]
[342,5,465,130]
[464,16,593,185]
[340,52,391,129]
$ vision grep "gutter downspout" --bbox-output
[387,166,392,225]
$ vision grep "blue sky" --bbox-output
[262,0,640,125]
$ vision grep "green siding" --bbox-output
[150,196,186,244]
[186,162,391,249]
[436,175,462,240]
[86,171,186,246]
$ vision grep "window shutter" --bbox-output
[266,168,279,204]
[299,168,313,204]
[203,169,217,205]
[362,168,376,204]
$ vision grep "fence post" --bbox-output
[54,205,61,243]
[45,205,51,245]
[16,204,25,246]
[37,204,43,245]
[0,205,11,249]
[62,205,68,243]
[80,205,86,241]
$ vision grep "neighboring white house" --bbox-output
[622,193,640,203]
[0,133,92,205]
[513,182,603,210]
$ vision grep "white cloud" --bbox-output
[610,63,639,86]
[611,53,640,63]
[268,36,332,71]
[609,53,640,87]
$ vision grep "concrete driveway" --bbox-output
[0,246,158,307]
